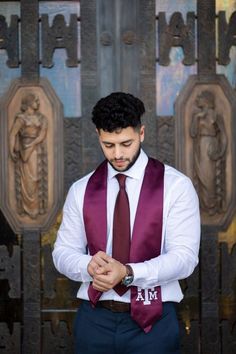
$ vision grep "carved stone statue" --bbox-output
[190,90,227,215]
[9,92,48,219]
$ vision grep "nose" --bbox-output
[114,145,122,159]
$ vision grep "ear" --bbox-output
[140,125,145,142]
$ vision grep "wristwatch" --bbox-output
[121,264,134,286]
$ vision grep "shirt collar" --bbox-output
[107,149,148,180]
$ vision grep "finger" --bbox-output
[94,266,106,275]
[94,275,120,291]
[93,254,112,268]
[92,279,111,292]
[92,284,109,292]
[95,262,112,274]
[96,252,113,263]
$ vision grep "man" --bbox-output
[53,92,200,354]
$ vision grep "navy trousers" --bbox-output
[74,301,180,354]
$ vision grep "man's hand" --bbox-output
[91,257,126,292]
[87,251,112,278]
[87,251,127,292]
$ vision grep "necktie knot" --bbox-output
[116,174,126,189]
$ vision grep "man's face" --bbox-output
[97,126,145,172]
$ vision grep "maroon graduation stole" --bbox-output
[83,158,164,333]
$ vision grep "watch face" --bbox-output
[122,275,133,286]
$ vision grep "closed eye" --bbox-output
[103,143,114,148]
[122,141,132,147]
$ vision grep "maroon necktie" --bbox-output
[112,174,130,295]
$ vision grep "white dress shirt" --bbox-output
[53,149,201,303]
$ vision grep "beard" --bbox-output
[108,146,141,172]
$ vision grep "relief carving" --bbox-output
[175,75,236,228]
[190,90,227,216]
[0,78,64,233]
[9,93,48,219]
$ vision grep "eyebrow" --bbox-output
[102,139,133,145]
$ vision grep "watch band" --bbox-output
[121,264,134,286]
[125,264,134,277]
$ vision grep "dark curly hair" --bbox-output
[91,92,145,132]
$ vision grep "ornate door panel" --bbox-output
[0,1,236,353]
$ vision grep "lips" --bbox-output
[114,159,125,164]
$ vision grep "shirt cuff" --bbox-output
[128,262,150,288]
[79,255,93,282]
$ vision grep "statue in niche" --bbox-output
[190,90,227,215]
[9,92,48,219]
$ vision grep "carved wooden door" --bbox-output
[0,1,236,353]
